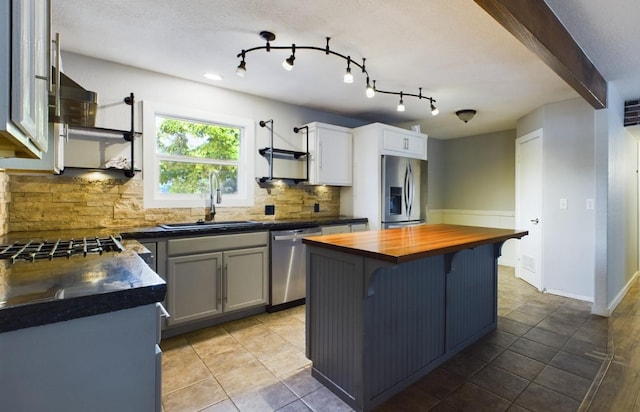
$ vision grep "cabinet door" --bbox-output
[224,246,268,312]
[350,223,368,232]
[320,224,351,235]
[166,252,222,325]
[10,0,48,152]
[382,129,426,160]
[311,126,352,186]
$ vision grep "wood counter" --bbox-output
[302,223,527,263]
[303,224,527,411]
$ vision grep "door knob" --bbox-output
[530,218,539,224]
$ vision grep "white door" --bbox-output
[516,129,543,290]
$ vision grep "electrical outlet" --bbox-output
[314,203,320,213]
[586,198,595,210]
[265,205,275,215]
[559,198,568,209]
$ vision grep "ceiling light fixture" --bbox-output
[397,92,405,112]
[456,109,477,123]
[204,73,222,81]
[282,44,296,71]
[344,56,354,84]
[365,78,375,98]
[236,51,247,77]
[236,31,439,116]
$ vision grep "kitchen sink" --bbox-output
[159,220,260,230]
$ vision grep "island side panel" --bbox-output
[306,242,504,412]
[363,256,446,407]
[306,246,364,406]
[446,244,499,351]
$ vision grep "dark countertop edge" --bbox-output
[121,217,369,239]
[304,231,527,264]
[0,283,166,334]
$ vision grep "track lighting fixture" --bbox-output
[236,51,247,77]
[236,31,439,116]
[282,44,296,71]
[430,100,439,116]
[397,92,405,112]
[366,78,375,98]
[344,57,354,83]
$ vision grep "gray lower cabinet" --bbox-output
[320,223,368,235]
[1,304,161,412]
[167,252,223,325]
[165,232,269,327]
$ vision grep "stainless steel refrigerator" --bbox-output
[381,155,425,228]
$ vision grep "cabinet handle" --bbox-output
[224,263,228,304]
[404,137,409,150]
[319,141,323,170]
[157,303,170,319]
[53,32,61,117]
[217,265,222,304]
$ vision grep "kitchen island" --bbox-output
[302,224,527,411]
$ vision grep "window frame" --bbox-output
[142,101,255,209]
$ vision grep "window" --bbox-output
[143,102,255,208]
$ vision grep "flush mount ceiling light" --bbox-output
[236,31,439,116]
[203,73,222,81]
[456,109,476,123]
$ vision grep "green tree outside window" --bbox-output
[156,117,241,196]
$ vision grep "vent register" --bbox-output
[0,236,124,264]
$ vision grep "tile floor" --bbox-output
[160,267,610,411]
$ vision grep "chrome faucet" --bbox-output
[207,171,222,221]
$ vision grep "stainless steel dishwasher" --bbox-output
[268,227,322,312]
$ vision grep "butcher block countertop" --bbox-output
[302,224,528,264]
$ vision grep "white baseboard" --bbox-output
[544,288,594,303]
[428,209,516,267]
[597,271,640,317]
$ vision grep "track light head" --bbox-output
[344,57,353,83]
[344,67,353,83]
[283,44,296,71]
[430,102,439,116]
[397,92,405,112]
[282,55,295,71]
[236,60,246,77]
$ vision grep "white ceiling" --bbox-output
[51,1,640,139]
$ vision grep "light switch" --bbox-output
[586,198,595,210]
[559,198,568,209]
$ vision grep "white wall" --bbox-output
[596,83,639,315]
[518,98,596,301]
[60,52,368,181]
[426,130,517,267]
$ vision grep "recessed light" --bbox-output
[204,73,222,81]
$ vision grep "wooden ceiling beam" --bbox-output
[474,0,607,109]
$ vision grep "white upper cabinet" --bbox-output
[381,128,427,159]
[305,122,353,186]
[0,0,50,158]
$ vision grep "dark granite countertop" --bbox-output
[121,216,368,239]
[0,216,365,333]
[0,247,166,333]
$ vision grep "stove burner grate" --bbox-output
[0,236,125,264]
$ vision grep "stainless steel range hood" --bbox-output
[49,69,98,127]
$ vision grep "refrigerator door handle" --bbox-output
[404,161,413,218]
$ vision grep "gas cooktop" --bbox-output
[0,236,125,264]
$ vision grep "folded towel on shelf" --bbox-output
[104,156,131,169]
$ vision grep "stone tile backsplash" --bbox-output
[6,174,341,232]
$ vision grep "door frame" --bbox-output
[515,128,544,291]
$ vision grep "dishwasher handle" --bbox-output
[272,231,322,241]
